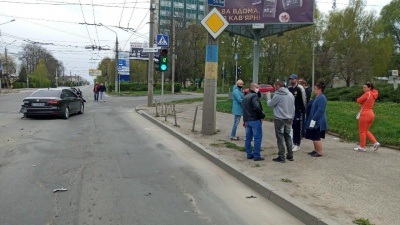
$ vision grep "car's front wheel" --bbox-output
[78,103,84,114]
[62,107,70,119]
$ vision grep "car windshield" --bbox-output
[30,90,62,97]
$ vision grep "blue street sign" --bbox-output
[234,53,238,61]
[208,0,225,7]
[156,34,169,47]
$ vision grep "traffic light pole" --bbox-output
[161,71,164,97]
[235,60,238,81]
[202,6,218,135]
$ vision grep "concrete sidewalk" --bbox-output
[137,101,400,225]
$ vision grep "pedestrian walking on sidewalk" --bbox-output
[230,79,244,141]
[242,82,266,161]
[93,82,99,101]
[288,74,306,152]
[267,81,295,163]
[99,83,107,102]
[305,81,328,157]
[354,82,380,152]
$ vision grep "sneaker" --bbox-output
[310,152,322,157]
[230,137,239,141]
[354,146,366,152]
[307,150,317,155]
[286,156,294,161]
[292,145,301,152]
[254,157,265,161]
[273,157,286,163]
[373,142,380,151]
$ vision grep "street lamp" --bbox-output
[98,23,119,93]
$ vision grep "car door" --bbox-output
[63,89,80,114]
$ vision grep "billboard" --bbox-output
[118,51,130,82]
[89,69,101,77]
[219,0,314,24]
[130,42,160,60]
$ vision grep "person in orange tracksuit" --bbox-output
[354,82,380,152]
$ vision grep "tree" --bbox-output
[18,65,28,84]
[323,0,392,86]
[30,59,50,88]
[18,44,62,85]
[379,0,400,70]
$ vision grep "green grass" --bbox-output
[109,89,177,96]
[281,178,293,183]
[352,218,374,225]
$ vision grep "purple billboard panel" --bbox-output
[218,0,314,24]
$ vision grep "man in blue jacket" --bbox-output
[242,83,265,161]
[230,79,244,140]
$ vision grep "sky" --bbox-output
[0,0,394,84]
[0,0,150,83]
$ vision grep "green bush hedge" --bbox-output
[324,84,400,103]
[107,82,181,93]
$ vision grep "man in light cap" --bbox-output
[288,74,306,152]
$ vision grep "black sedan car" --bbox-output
[20,88,84,119]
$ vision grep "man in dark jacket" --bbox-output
[99,83,107,102]
[288,74,306,152]
[241,82,265,161]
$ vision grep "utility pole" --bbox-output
[147,1,156,106]
[202,5,218,135]
[171,18,176,94]
[115,37,119,93]
[55,69,58,87]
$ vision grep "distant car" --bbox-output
[243,84,275,94]
[20,88,84,119]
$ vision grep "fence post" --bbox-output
[192,105,198,132]
[173,103,177,126]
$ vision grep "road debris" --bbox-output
[144,193,151,196]
[246,194,257,198]
[53,187,68,193]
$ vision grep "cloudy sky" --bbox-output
[0,0,394,83]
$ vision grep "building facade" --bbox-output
[158,0,206,35]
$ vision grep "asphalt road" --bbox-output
[0,87,303,225]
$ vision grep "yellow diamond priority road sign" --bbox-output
[201,8,229,39]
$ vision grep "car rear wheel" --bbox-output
[62,107,70,119]
[78,103,84,114]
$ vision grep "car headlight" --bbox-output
[23,100,29,103]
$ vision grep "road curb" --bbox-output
[136,106,340,225]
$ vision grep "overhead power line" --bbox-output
[0,0,149,9]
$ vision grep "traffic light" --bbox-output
[160,49,168,71]
[237,65,242,75]
[154,54,160,71]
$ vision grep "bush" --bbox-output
[324,83,400,103]
[187,85,197,92]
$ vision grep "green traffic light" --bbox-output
[160,64,167,71]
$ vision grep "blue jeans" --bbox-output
[94,92,99,101]
[230,115,241,138]
[245,120,263,159]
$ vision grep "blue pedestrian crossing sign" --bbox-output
[156,34,169,47]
